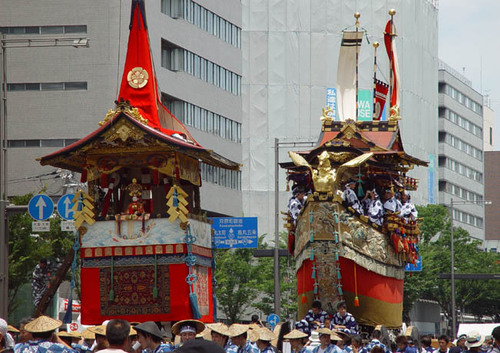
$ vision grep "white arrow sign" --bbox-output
[36,196,47,220]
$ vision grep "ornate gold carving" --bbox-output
[103,120,147,143]
[321,107,334,125]
[127,67,149,89]
[313,151,336,194]
[389,105,401,121]
[99,99,148,126]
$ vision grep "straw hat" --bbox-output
[171,320,205,336]
[25,316,62,333]
[284,329,308,340]
[256,328,276,342]
[206,323,230,337]
[318,328,332,336]
[134,322,163,340]
[81,328,96,340]
[196,328,212,340]
[247,325,260,342]
[228,324,249,338]
[334,329,349,340]
[7,325,20,333]
[466,331,486,348]
[330,331,344,341]
[130,327,137,336]
[88,325,106,336]
[57,331,81,338]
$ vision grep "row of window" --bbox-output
[0,25,87,35]
[8,139,78,148]
[451,208,483,229]
[441,157,483,183]
[443,133,483,161]
[200,163,241,190]
[441,108,482,137]
[161,0,241,48]
[7,82,87,92]
[165,98,241,143]
[440,83,483,115]
[162,44,241,95]
[442,181,484,205]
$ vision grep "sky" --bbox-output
[439,0,500,149]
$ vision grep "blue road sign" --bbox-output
[267,314,280,330]
[57,194,75,220]
[212,217,258,249]
[405,256,422,272]
[28,194,54,221]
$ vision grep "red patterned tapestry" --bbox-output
[99,265,170,316]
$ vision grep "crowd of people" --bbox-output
[2,314,500,353]
[287,179,418,229]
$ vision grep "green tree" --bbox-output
[403,204,500,326]
[214,245,264,323]
[214,234,297,323]
[252,233,297,319]
[8,193,74,319]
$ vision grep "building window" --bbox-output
[7,82,87,91]
[200,163,241,190]
[8,139,79,148]
[161,41,241,95]
[0,25,87,34]
[163,95,241,143]
[160,0,241,49]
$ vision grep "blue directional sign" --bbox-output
[28,194,54,221]
[267,313,280,331]
[57,194,75,220]
[211,217,258,249]
[405,256,422,272]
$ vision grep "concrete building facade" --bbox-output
[1,0,242,217]
[438,61,485,240]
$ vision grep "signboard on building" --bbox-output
[212,217,258,249]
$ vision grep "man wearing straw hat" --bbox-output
[311,328,343,353]
[206,323,236,353]
[228,324,258,353]
[15,316,76,353]
[283,329,308,353]
[171,320,205,347]
[134,321,172,353]
[254,328,277,353]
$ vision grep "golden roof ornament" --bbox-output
[99,98,148,126]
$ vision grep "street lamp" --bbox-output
[0,34,88,318]
[447,198,491,339]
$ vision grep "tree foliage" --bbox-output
[8,193,74,318]
[403,204,500,327]
[214,234,297,323]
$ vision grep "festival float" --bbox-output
[282,12,427,328]
[38,0,238,323]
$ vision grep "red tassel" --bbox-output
[80,169,87,183]
[301,294,307,303]
[101,173,108,188]
[354,296,359,307]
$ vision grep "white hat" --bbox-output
[309,331,321,344]
[466,331,486,348]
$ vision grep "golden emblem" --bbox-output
[127,67,149,89]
